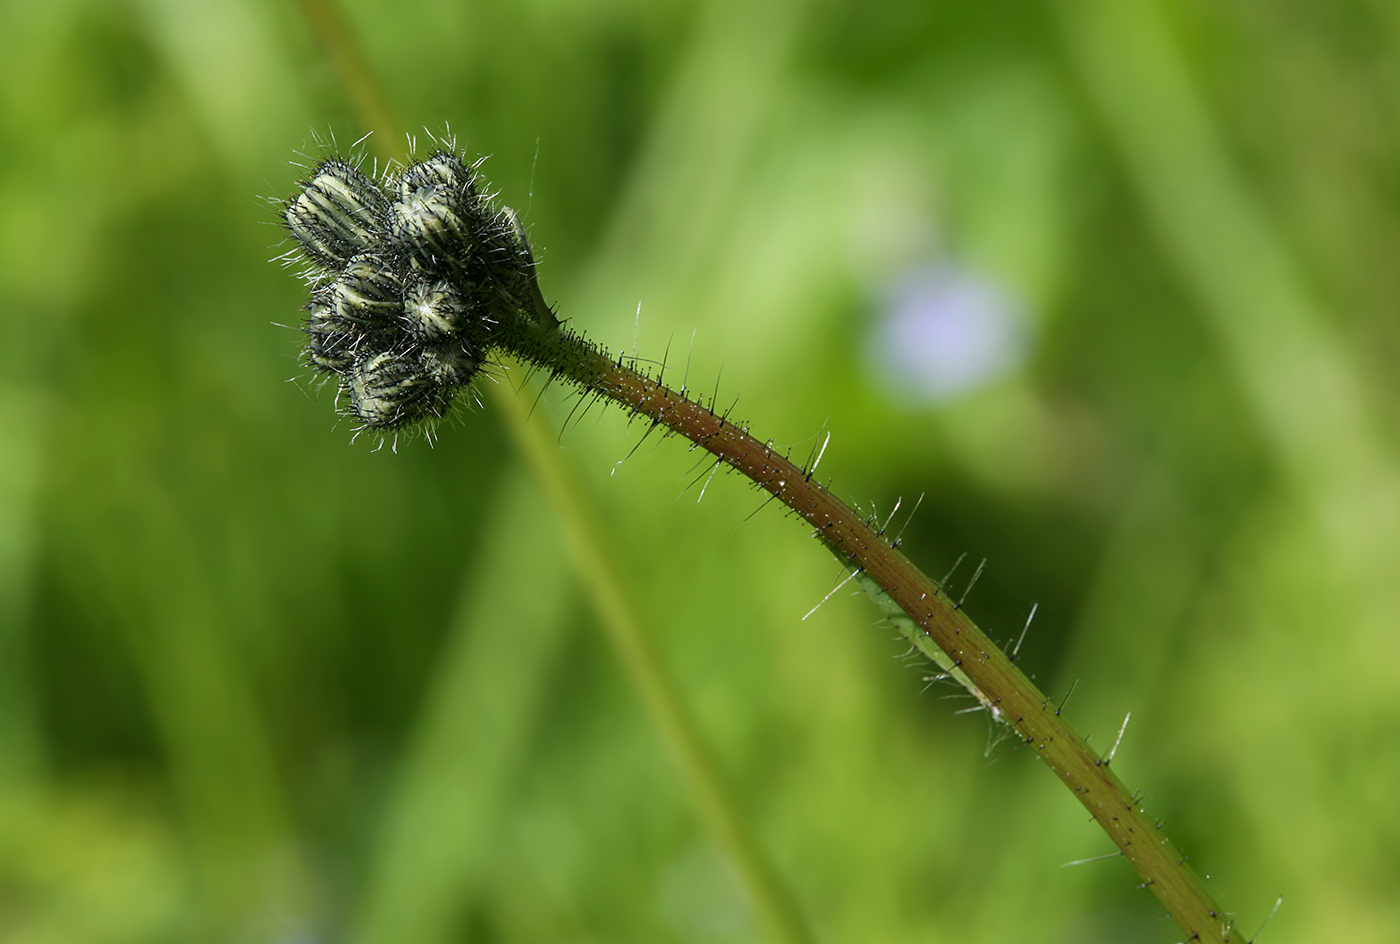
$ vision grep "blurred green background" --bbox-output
[3,0,1399,941]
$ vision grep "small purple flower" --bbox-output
[866,263,1028,404]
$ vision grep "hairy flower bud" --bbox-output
[397,151,475,201]
[419,343,478,387]
[389,185,476,273]
[402,277,468,338]
[347,351,453,429]
[304,301,357,374]
[282,142,547,436]
[330,253,404,327]
[284,160,388,270]
[387,154,490,275]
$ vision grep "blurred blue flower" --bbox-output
[866,263,1029,404]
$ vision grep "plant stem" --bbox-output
[498,305,1247,944]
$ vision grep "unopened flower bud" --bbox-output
[402,278,468,338]
[419,344,478,387]
[304,301,356,374]
[388,153,489,274]
[284,160,388,270]
[330,253,404,327]
[398,151,475,201]
[347,351,453,429]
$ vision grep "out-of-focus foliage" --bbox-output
[2,0,1398,941]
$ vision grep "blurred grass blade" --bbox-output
[109,497,308,935]
[354,471,576,944]
[493,382,817,944]
[1054,0,1400,561]
[0,386,44,790]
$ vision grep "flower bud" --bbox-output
[402,277,468,338]
[284,160,388,270]
[330,253,404,327]
[389,186,476,273]
[304,301,356,374]
[398,151,475,201]
[388,154,489,274]
[419,343,478,387]
[346,351,453,429]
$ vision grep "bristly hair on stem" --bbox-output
[276,140,1248,944]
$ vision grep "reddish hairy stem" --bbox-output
[500,312,1245,944]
